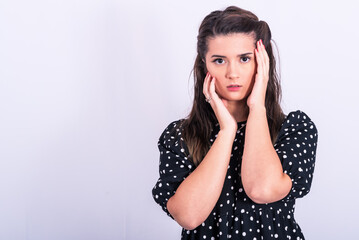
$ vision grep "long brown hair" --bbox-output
[182,6,285,166]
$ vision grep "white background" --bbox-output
[0,0,358,239]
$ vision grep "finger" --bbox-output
[255,43,264,76]
[259,40,270,74]
[257,40,266,72]
[208,77,221,105]
[255,41,263,64]
[261,40,270,62]
[209,76,216,97]
[256,40,267,79]
[203,72,210,97]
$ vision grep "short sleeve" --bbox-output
[152,120,195,219]
[274,110,318,201]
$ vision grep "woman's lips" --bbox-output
[227,84,242,91]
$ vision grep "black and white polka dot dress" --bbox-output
[152,110,318,240]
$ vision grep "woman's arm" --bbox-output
[167,73,237,230]
[241,40,291,204]
[241,106,291,204]
[167,129,235,230]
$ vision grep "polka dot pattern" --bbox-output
[152,110,318,239]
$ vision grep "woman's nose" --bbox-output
[225,62,240,79]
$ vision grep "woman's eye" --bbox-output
[241,57,250,63]
[213,58,225,64]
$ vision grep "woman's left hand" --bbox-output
[246,39,270,109]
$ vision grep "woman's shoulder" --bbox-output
[282,110,316,127]
[158,119,186,146]
[276,110,318,142]
[161,119,185,131]
[157,119,191,160]
[160,119,185,136]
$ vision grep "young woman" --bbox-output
[152,6,318,240]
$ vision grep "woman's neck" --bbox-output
[226,100,249,122]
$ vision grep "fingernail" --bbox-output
[260,39,263,45]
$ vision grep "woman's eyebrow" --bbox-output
[211,53,253,58]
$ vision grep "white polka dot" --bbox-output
[153,112,317,238]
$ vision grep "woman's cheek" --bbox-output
[214,82,226,98]
[246,78,256,95]
[205,63,213,74]
[207,68,215,77]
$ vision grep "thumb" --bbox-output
[209,76,216,95]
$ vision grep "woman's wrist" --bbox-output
[218,127,237,140]
[248,104,266,114]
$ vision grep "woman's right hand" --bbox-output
[203,72,237,134]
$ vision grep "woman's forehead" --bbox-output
[206,33,256,56]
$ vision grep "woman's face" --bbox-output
[204,33,257,102]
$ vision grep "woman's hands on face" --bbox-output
[247,39,270,109]
[203,73,237,133]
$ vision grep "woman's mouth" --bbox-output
[227,84,242,91]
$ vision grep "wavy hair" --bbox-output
[182,6,285,166]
